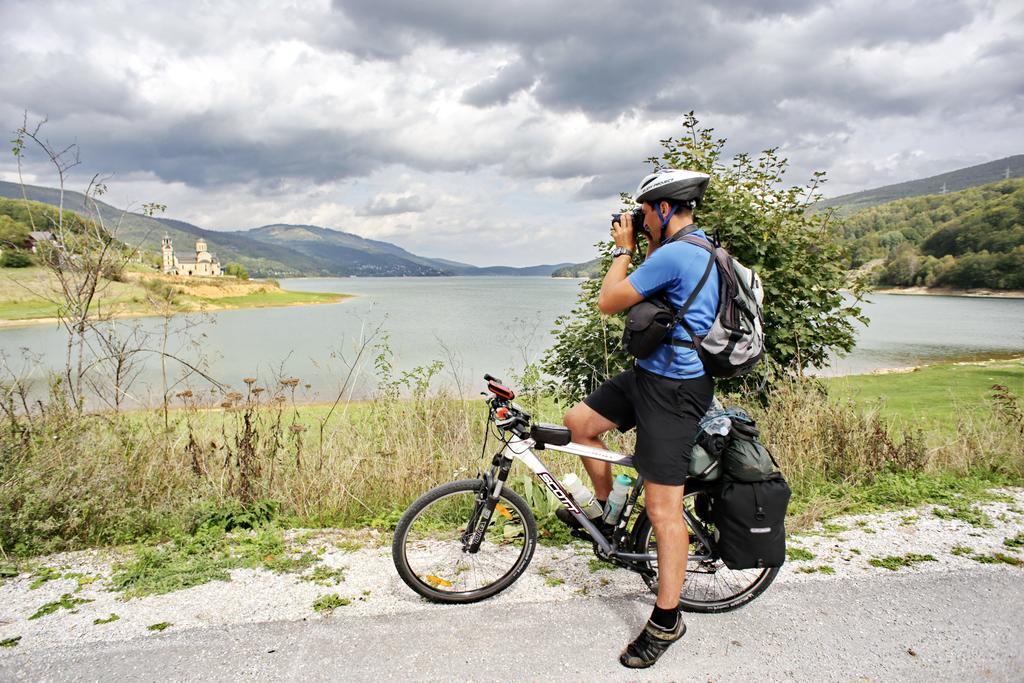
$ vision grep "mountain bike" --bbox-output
[392,374,778,612]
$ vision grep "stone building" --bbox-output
[28,231,56,252]
[161,236,222,276]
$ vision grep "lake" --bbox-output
[0,277,1022,405]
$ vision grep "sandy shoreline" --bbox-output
[0,294,351,330]
[869,286,1024,298]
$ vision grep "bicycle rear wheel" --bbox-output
[393,478,537,604]
[632,490,779,613]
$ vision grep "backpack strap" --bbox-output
[669,236,716,347]
[660,223,702,246]
[652,228,717,349]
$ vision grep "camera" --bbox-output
[610,208,649,238]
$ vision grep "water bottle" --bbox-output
[561,473,603,519]
[703,415,732,437]
[602,474,634,524]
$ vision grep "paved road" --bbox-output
[2,568,1021,682]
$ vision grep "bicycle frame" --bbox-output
[495,434,715,566]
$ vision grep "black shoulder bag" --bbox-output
[620,227,715,360]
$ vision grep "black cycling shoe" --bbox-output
[619,616,687,669]
[555,508,614,538]
[555,506,584,529]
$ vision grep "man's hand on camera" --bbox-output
[611,214,637,252]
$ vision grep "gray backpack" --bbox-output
[676,235,765,379]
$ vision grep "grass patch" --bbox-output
[111,521,316,597]
[785,470,1019,530]
[537,565,564,585]
[62,572,102,592]
[795,565,835,575]
[951,545,973,556]
[147,622,172,632]
[970,552,1022,566]
[29,566,61,590]
[0,636,21,648]
[29,593,94,620]
[933,500,994,528]
[786,547,815,561]
[868,553,938,570]
[0,267,347,323]
[1004,532,1024,549]
[190,289,346,309]
[823,360,1024,438]
[93,613,120,625]
[312,594,350,613]
[333,539,366,553]
[300,566,346,586]
[535,515,575,547]
[588,558,616,572]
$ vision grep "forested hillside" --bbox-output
[842,178,1024,289]
[820,154,1023,215]
[551,258,601,278]
[0,196,111,267]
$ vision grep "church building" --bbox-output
[161,236,222,276]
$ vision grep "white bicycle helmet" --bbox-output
[634,169,710,208]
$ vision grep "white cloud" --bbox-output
[0,0,1021,265]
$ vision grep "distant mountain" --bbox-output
[413,256,572,276]
[819,155,1024,216]
[243,224,447,276]
[0,181,567,277]
[0,181,323,276]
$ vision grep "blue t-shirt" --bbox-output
[627,230,719,379]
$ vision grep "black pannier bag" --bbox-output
[713,473,791,570]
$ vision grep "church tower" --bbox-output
[161,236,174,274]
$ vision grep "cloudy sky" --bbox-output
[1,0,1022,266]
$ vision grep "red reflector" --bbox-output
[495,407,509,419]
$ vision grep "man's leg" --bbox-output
[563,401,617,499]
[619,480,688,669]
[643,481,687,609]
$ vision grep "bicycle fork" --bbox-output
[463,451,514,553]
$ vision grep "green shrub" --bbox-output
[0,250,33,268]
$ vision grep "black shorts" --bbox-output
[584,366,714,486]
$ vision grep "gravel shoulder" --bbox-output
[1,490,1022,678]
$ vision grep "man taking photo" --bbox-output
[560,168,719,669]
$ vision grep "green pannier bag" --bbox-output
[688,406,778,482]
[688,443,721,481]
[722,433,777,482]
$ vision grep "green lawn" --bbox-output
[823,359,1024,435]
[184,290,347,308]
[0,266,348,322]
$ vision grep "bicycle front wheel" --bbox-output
[392,478,538,604]
[632,490,779,613]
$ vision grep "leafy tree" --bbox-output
[224,263,249,280]
[542,114,867,404]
